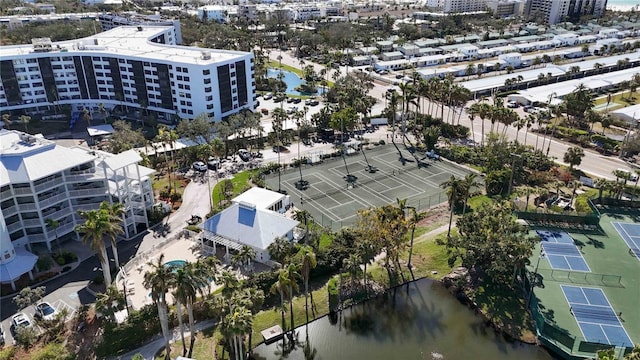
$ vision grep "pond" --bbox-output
[253,278,556,360]
[267,68,325,96]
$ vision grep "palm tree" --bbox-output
[270,268,291,336]
[356,238,377,297]
[285,263,300,337]
[143,254,176,360]
[523,114,535,146]
[172,264,201,357]
[184,260,213,357]
[224,305,253,360]
[75,209,113,286]
[343,253,361,290]
[45,218,61,255]
[95,284,125,322]
[232,245,256,272]
[267,236,293,264]
[2,114,10,129]
[19,115,31,133]
[220,270,240,300]
[441,175,463,239]
[460,173,480,215]
[594,178,609,204]
[100,201,125,270]
[293,209,312,243]
[297,246,317,323]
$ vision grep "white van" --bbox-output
[616,168,639,182]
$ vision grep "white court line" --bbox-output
[564,286,633,347]
[315,172,377,208]
[371,155,440,190]
[326,167,395,204]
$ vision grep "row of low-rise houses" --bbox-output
[351,27,636,69]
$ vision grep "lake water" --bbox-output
[253,278,555,360]
[266,68,325,96]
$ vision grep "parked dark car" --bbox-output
[187,215,202,225]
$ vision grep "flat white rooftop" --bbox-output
[232,187,285,210]
[0,25,248,64]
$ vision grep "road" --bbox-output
[268,49,636,180]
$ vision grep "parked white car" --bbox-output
[36,302,58,321]
[12,313,32,330]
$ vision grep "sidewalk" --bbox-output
[113,319,216,360]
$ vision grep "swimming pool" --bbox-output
[164,259,187,268]
[266,68,326,96]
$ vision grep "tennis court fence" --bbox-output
[535,268,623,287]
[528,294,634,359]
[305,192,448,231]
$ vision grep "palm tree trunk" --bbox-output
[288,284,295,337]
[110,239,120,270]
[309,284,316,317]
[280,291,286,333]
[304,280,309,324]
[187,303,196,357]
[408,226,416,272]
[363,262,368,297]
[159,301,171,360]
[99,245,112,286]
[176,301,187,357]
[236,335,242,360]
[447,205,454,239]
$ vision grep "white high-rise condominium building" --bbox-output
[0,26,256,122]
[442,0,489,13]
[0,129,155,253]
[526,0,607,24]
[98,13,183,44]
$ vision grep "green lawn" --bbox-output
[155,328,220,360]
[211,171,256,207]
[269,60,304,76]
[594,92,637,104]
[467,195,492,210]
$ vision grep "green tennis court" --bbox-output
[265,144,471,230]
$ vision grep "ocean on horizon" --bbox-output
[607,0,640,11]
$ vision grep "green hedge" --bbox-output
[54,251,78,266]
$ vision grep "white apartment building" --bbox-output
[294,5,321,21]
[443,0,488,13]
[526,0,607,25]
[0,129,155,254]
[485,0,525,17]
[198,5,228,22]
[98,13,183,44]
[0,26,256,122]
[238,4,259,22]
